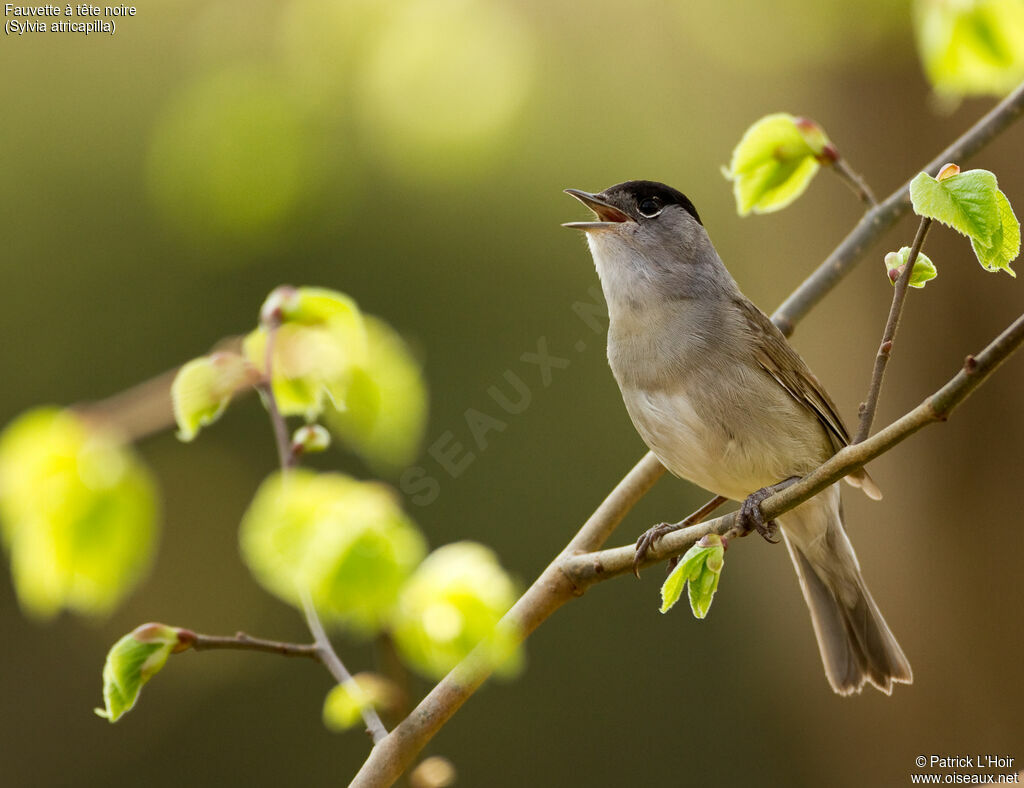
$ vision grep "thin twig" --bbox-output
[258,331,385,742]
[301,591,389,745]
[260,323,294,471]
[72,336,246,442]
[831,157,878,207]
[854,217,933,443]
[186,630,320,660]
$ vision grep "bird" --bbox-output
[564,180,912,695]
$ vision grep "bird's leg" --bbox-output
[734,477,800,544]
[633,495,728,577]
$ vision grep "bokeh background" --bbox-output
[2,1,1023,786]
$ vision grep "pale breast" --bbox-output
[620,375,829,502]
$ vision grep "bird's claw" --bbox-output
[736,487,780,543]
[633,522,681,577]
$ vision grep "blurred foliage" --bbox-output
[324,315,429,473]
[391,542,521,680]
[171,352,256,442]
[914,0,1024,98]
[239,469,426,635]
[321,672,401,733]
[0,408,158,620]
[243,286,369,421]
[147,66,317,252]
[172,285,427,469]
[353,0,535,180]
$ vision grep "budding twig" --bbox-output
[258,321,294,471]
[854,216,933,443]
[831,155,878,207]
[185,631,320,660]
[301,591,390,745]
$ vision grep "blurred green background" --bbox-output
[2,0,1023,785]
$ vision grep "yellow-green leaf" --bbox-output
[95,623,189,722]
[660,534,725,619]
[723,113,828,215]
[914,0,1024,98]
[0,408,159,620]
[910,169,1019,276]
[972,190,1020,276]
[324,316,428,472]
[322,673,399,733]
[171,352,255,441]
[391,542,521,681]
[239,470,426,635]
[884,247,939,288]
[244,287,368,421]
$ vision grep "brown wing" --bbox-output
[733,297,850,453]
[734,297,882,499]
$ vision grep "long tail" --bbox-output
[778,483,912,695]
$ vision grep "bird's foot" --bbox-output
[735,477,799,544]
[632,494,729,578]
[633,522,682,577]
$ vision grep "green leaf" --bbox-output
[95,623,189,722]
[885,247,939,288]
[723,113,828,215]
[0,408,159,620]
[910,169,1001,239]
[171,353,255,441]
[659,534,725,619]
[243,287,368,421]
[910,169,1019,276]
[239,470,426,635]
[914,0,1024,99]
[324,316,429,472]
[972,190,1020,276]
[322,673,398,732]
[391,542,522,681]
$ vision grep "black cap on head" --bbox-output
[603,180,702,226]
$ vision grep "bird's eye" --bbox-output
[638,197,662,218]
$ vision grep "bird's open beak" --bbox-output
[562,189,633,230]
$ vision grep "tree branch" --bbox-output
[854,217,933,443]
